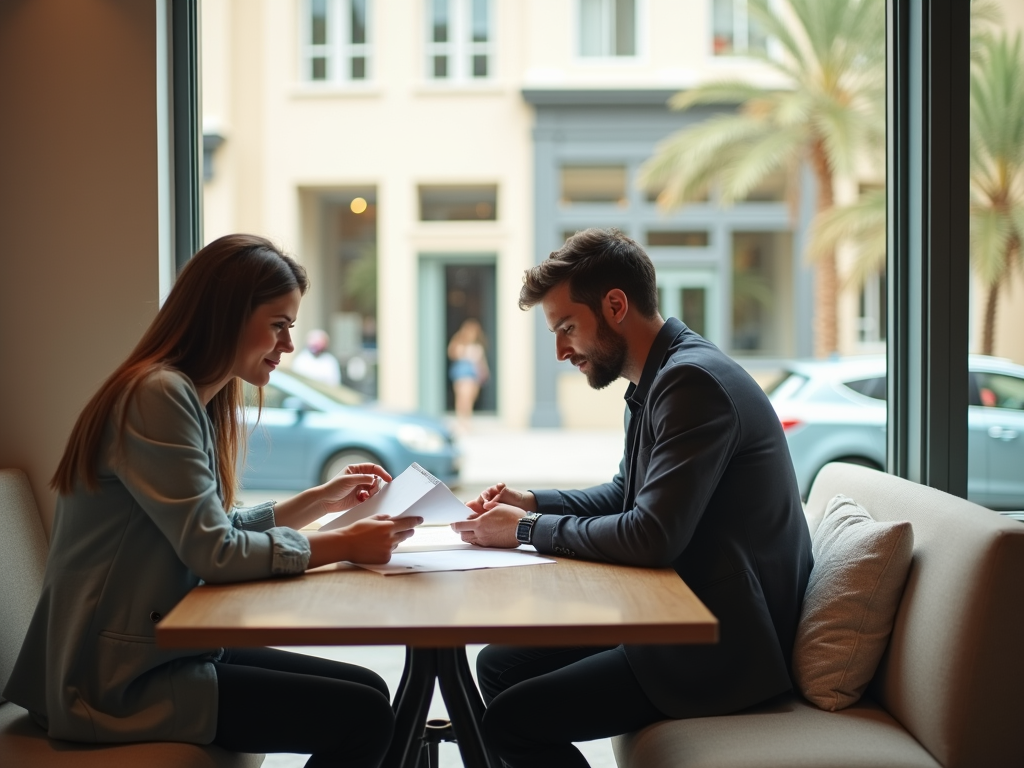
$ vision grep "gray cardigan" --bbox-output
[2,369,310,743]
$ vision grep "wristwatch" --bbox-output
[515,512,542,546]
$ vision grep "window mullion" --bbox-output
[886,0,970,496]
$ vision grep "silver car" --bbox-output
[768,355,1024,510]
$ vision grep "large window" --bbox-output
[419,185,498,221]
[712,0,767,57]
[579,0,637,58]
[302,0,372,83]
[426,0,494,81]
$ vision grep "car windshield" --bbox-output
[284,371,367,407]
[765,372,808,401]
[844,375,887,401]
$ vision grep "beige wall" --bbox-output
[0,1,159,534]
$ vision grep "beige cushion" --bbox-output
[0,469,49,702]
[793,494,913,711]
[612,693,941,768]
[0,702,264,768]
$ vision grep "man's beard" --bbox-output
[572,315,628,390]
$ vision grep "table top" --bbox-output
[156,556,718,649]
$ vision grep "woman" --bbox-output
[2,235,419,768]
[447,318,489,434]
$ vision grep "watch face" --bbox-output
[516,519,531,544]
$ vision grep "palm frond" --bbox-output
[720,127,806,204]
[807,188,886,286]
[638,114,773,208]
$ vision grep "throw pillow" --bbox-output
[793,493,914,711]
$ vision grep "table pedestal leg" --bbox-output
[383,646,497,768]
[384,648,437,768]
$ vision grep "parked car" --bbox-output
[240,369,459,490]
[768,355,1024,510]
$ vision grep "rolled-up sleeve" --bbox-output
[267,528,311,575]
[229,501,277,531]
[229,501,311,575]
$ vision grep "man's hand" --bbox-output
[450,504,523,548]
[465,482,537,518]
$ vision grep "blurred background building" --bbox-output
[201,0,1024,430]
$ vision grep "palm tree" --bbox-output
[810,15,1024,357]
[638,0,885,357]
[970,31,1024,355]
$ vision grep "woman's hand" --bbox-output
[320,463,392,514]
[305,514,422,568]
[465,482,536,518]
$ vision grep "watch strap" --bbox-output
[515,512,542,545]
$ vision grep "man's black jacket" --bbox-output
[531,317,813,718]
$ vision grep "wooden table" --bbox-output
[157,556,717,768]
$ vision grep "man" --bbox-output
[292,328,342,386]
[451,229,812,768]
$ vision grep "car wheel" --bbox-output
[320,449,384,484]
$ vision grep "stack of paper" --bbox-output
[318,463,555,576]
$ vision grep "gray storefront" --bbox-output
[524,89,816,427]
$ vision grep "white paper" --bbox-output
[353,548,555,576]
[396,524,538,554]
[319,463,471,531]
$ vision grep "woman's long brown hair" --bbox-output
[51,234,308,509]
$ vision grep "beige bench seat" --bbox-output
[613,463,1024,768]
[614,693,940,768]
[0,468,264,768]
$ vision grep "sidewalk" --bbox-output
[451,421,626,501]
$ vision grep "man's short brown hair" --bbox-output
[519,228,659,319]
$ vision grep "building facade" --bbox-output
[201,0,1024,429]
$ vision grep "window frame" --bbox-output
[709,0,768,59]
[424,0,496,84]
[886,0,971,497]
[575,0,643,61]
[300,0,374,85]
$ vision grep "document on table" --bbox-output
[353,548,555,576]
[319,463,472,531]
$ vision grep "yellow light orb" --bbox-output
[350,197,368,214]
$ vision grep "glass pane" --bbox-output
[433,55,448,78]
[976,373,1024,411]
[579,0,605,57]
[647,230,709,247]
[472,0,489,43]
[351,0,367,44]
[747,9,768,56]
[560,165,627,204]
[681,287,706,336]
[473,54,488,78]
[712,0,734,55]
[419,185,498,220]
[311,0,328,45]
[432,0,449,42]
[261,383,290,409]
[968,0,1024,509]
[311,57,327,80]
[351,56,366,79]
[731,231,794,355]
[614,0,635,56]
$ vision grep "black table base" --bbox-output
[383,646,500,768]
